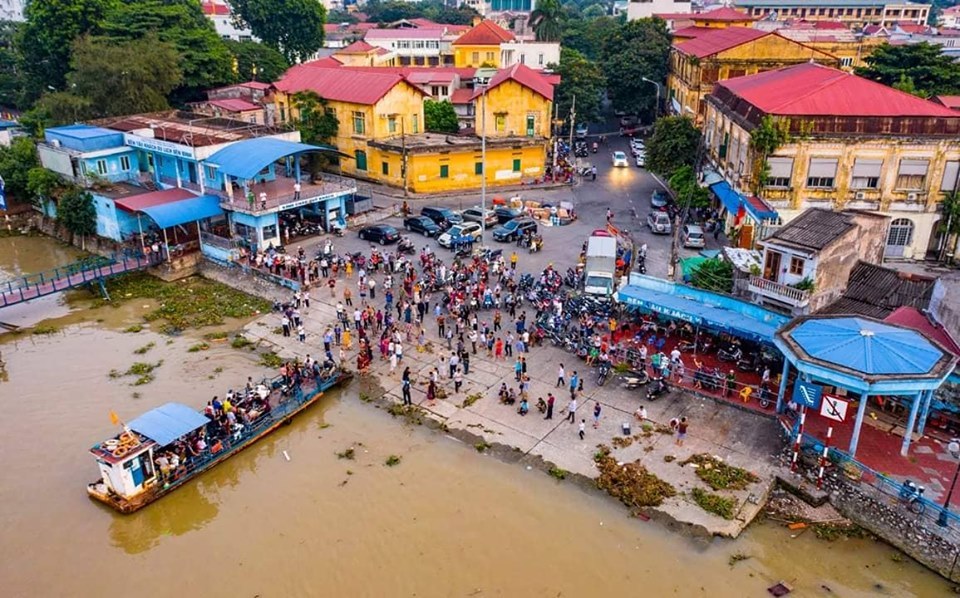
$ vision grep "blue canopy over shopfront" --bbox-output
[617,274,789,343]
[137,194,223,229]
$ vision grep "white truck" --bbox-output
[583,235,618,298]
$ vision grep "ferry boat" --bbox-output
[87,365,352,513]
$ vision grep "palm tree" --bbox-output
[530,0,563,42]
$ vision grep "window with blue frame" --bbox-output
[120,155,131,171]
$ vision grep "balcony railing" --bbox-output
[748,275,810,307]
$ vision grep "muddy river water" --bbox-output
[0,236,951,597]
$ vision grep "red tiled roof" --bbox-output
[453,20,515,45]
[862,24,888,35]
[240,81,271,90]
[672,26,713,39]
[884,307,960,357]
[274,66,424,105]
[717,63,960,118]
[895,22,930,34]
[300,57,343,68]
[935,95,960,109]
[471,63,554,101]
[339,40,377,53]
[115,188,197,213]
[675,27,770,58]
[208,98,261,112]
[201,1,230,15]
[693,7,755,21]
[298,63,477,79]
[450,88,474,104]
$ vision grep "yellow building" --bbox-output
[667,27,838,122]
[331,40,397,67]
[272,62,554,193]
[690,6,758,28]
[775,26,884,71]
[452,20,515,68]
[703,63,960,261]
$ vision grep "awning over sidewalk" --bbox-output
[618,284,784,343]
[708,181,779,222]
[139,194,223,229]
[709,180,742,214]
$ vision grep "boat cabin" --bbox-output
[89,403,210,500]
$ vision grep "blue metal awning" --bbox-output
[743,195,778,221]
[709,180,742,215]
[206,137,341,180]
[139,194,223,229]
[618,284,782,342]
[128,402,210,446]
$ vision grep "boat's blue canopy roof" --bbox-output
[129,402,209,446]
[786,317,945,376]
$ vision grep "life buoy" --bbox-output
[112,445,130,458]
[120,432,137,444]
[104,439,119,449]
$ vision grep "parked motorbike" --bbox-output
[597,360,611,386]
[695,367,723,392]
[564,267,579,289]
[717,343,743,363]
[622,369,650,389]
[737,352,760,372]
[397,237,416,255]
[646,377,668,401]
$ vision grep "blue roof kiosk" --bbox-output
[204,138,353,256]
[774,315,958,457]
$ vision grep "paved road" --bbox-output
[291,139,725,280]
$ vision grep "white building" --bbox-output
[364,28,455,66]
[940,5,960,29]
[201,1,257,42]
[500,41,561,69]
[0,0,26,22]
[627,0,692,20]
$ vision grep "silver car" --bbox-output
[461,206,497,226]
[682,224,705,248]
[646,211,672,235]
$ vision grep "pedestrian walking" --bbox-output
[556,363,566,388]
[569,371,579,399]
[579,419,586,440]
[462,350,470,375]
[676,417,688,446]
[565,397,577,423]
[514,357,523,382]
[545,393,555,420]
[453,368,463,393]
[281,315,291,337]
[297,324,305,343]
[449,352,459,378]
[593,402,602,428]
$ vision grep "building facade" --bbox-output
[733,0,931,26]
[703,63,960,262]
[628,0,692,21]
[667,28,839,121]
[453,20,516,68]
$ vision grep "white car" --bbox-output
[612,151,629,167]
[635,153,646,167]
[437,222,482,248]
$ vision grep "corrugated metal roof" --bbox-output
[718,63,960,117]
[208,98,260,112]
[339,40,378,53]
[820,261,937,318]
[675,27,770,58]
[884,306,960,357]
[767,208,855,250]
[693,7,756,21]
[206,137,338,179]
[471,63,554,101]
[115,188,198,213]
[450,88,474,104]
[129,403,211,446]
[274,66,420,105]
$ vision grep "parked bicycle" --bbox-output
[899,480,926,515]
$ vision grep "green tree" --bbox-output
[748,115,789,195]
[690,258,733,294]
[230,0,326,63]
[600,18,671,119]
[856,42,960,98]
[26,168,70,207]
[551,48,606,125]
[423,99,460,134]
[224,40,290,83]
[531,0,564,42]
[99,0,233,100]
[0,21,24,109]
[0,137,40,203]
[55,35,182,120]
[562,15,621,61]
[58,187,98,239]
[582,4,607,18]
[27,92,95,130]
[292,91,340,174]
[938,191,960,262]
[17,0,117,101]
[645,116,700,178]
[668,165,710,209]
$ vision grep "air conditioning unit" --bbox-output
[907,192,918,201]
[854,191,866,200]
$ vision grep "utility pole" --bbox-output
[551,100,559,182]
[401,116,408,199]
[567,94,576,169]
[480,78,488,242]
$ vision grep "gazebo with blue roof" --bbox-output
[774,315,957,457]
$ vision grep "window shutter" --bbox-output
[807,158,838,178]
[767,157,793,179]
[941,161,959,191]
[898,159,929,176]
[852,159,882,178]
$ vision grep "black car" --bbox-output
[494,206,523,224]
[358,225,400,245]
[403,215,441,237]
[492,217,538,242]
[420,206,463,230]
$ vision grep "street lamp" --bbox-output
[938,439,960,527]
[642,77,662,118]
[477,76,490,242]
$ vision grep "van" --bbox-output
[420,206,462,230]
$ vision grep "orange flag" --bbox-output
[109,410,120,426]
